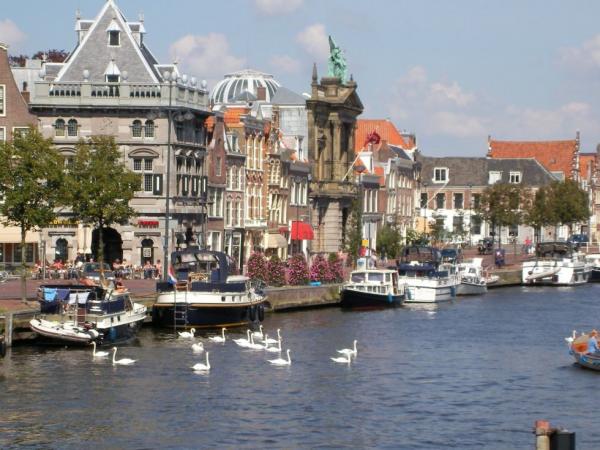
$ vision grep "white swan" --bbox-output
[178,328,196,339]
[265,335,282,353]
[208,327,226,343]
[263,329,281,345]
[192,352,210,372]
[234,329,252,348]
[565,330,577,345]
[111,347,136,366]
[337,340,358,357]
[268,349,291,366]
[251,324,264,340]
[246,333,264,350]
[331,353,352,364]
[191,342,204,353]
[90,341,109,358]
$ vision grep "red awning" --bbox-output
[291,221,314,241]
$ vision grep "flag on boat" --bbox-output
[168,266,177,285]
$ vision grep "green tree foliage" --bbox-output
[523,186,554,242]
[428,213,447,244]
[376,225,402,259]
[476,183,526,247]
[343,198,362,263]
[67,136,140,275]
[0,129,66,300]
[405,228,429,246]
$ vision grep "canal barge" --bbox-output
[153,247,267,329]
[522,242,590,286]
[339,268,404,308]
[31,283,147,345]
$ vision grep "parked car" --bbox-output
[78,262,115,283]
[567,234,588,245]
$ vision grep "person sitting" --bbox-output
[587,330,600,355]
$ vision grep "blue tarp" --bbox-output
[43,288,57,302]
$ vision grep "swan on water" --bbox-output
[90,341,109,358]
[208,327,226,343]
[234,329,252,348]
[263,329,281,345]
[111,347,136,366]
[264,335,282,353]
[178,328,196,339]
[191,342,204,353]
[331,353,352,364]
[268,349,291,366]
[251,324,264,340]
[246,333,264,350]
[337,340,358,357]
[192,352,210,372]
[565,329,577,345]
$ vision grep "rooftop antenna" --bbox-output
[139,12,144,23]
[76,8,81,20]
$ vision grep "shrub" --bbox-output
[266,254,286,287]
[287,253,309,286]
[246,252,267,283]
[309,254,329,282]
[327,253,344,282]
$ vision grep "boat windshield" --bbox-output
[351,272,366,283]
[368,272,384,283]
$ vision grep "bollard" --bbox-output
[535,420,551,450]
[4,312,13,347]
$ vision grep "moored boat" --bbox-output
[456,257,489,296]
[339,268,404,308]
[584,253,600,282]
[522,242,590,285]
[153,247,267,329]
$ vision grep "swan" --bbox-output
[331,353,352,364]
[233,329,252,348]
[263,329,281,345]
[265,335,282,353]
[90,341,109,358]
[565,330,577,345]
[208,327,226,343]
[268,349,291,366]
[337,340,358,357]
[192,352,210,372]
[178,328,196,339]
[246,333,264,350]
[191,342,204,353]
[111,347,136,366]
[251,324,264,340]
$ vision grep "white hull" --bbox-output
[155,290,264,307]
[30,318,100,344]
[522,259,590,285]
[403,280,455,303]
[456,282,487,296]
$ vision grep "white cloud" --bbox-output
[559,34,600,72]
[169,33,245,85]
[296,24,329,61]
[255,0,303,15]
[269,54,301,73]
[431,111,486,138]
[0,19,26,49]
[428,82,475,107]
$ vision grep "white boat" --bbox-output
[456,257,489,296]
[585,253,600,282]
[522,242,591,285]
[33,284,147,345]
[339,268,404,308]
[154,247,267,329]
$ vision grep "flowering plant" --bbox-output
[246,252,267,283]
[327,253,344,282]
[266,255,286,287]
[287,253,309,285]
[309,254,329,282]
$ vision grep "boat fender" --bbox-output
[249,305,257,322]
[387,293,393,304]
[257,304,265,321]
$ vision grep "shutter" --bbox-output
[200,176,208,198]
[182,175,189,196]
[153,174,163,195]
[191,176,198,196]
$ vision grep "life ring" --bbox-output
[249,305,257,322]
[257,304,265,322]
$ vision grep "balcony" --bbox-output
[32,82,209,110]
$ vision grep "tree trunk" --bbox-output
[98,219,105,283]
[20,225,27,303]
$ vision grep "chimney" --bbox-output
[256,86,266,101]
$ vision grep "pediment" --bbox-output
[129,148,159,158]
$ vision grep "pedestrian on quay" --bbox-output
[155,260,162,279]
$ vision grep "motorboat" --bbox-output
[397,246,457,303]
[31,283,147,345]
[522,242,590,285]
[456,257,491,296]
[584,253,600,282]
[568,332,600,371]
[339,268,404,308]
[153,247,267,329]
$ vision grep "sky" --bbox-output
[2,0,600,157]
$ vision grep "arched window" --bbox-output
[132,120,142,138]
[55,238,68,263]
[232,166,238,190]
[55,119,65,137]
[144,120,155,138]
[67,119,78,137]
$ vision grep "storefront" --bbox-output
[0,226,40,268]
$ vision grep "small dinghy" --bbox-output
[30,318,100,344]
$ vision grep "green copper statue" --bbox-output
[328,35,347,82]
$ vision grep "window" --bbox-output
[67,119,78,137]
[108,30,120,46]
[144,158,152,171]
[488,171,502,184]
[509,224,519,237]
[55,119,65,137]
[0,127,5,142]
[208,188,223,218]
[509,171,521,184]
[435,193,445,209]
[453,193,464,209]
[433,167,448,183]
[420,193,428,208]
[227,133,238,152]
[0,85,5,116]
[144,174,153,192]
[453,215,463,233]
[132,120,142,138]
[132,157,161,194]
[106,74,119,83]
[215,157,222,177]
[472,194,481,209]
[144,120,155,138]
[12,127,29,138]
[471,216,482,234]
[209,231,221,251]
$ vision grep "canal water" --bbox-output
[2,285,600,449]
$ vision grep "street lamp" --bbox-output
[468,183,473,246]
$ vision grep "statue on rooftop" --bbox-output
[328,35,347,83]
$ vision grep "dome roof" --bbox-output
[210,69,280,104]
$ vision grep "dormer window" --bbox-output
[106,74,119,83]
[509,171,521,184]
[108,30,120,46]
[433,167,448,183]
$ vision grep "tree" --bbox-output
[476,183,526,248]
[343,198,362,265]
[405,228,429,246]
[548,180,589,234]
[523,186,554,243]
[428,213,447,244]
[8,54,27,67]
[67,136,140,278]
[0,129,66,301]
[376,224,402,260]
[32,49,69,63]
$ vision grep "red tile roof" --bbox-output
[487,138,578,179]
[355,119,408,152]
[579,153,596,180]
